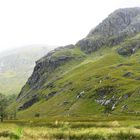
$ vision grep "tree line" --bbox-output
[0,93,17,122]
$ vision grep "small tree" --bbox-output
[0,93,7,122]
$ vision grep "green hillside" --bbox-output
[16,8,140,119]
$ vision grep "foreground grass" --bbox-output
[1,117,140,140]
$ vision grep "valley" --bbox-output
[1,7,140,140]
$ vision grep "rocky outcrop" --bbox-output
[77,8,140,53]
[118,39,140,56]
[94,86,120,112]
[95,86,133,113]
[76,37,107,54]
[88,8,140,37]
[17,44,85,101]
[26,45,76,88]
[18,95,39,110]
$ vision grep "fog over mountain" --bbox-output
[0,45,51,95]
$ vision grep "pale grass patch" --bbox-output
[111,120,120,127]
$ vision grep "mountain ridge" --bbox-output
[77,7,140,53]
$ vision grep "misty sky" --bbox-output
[0,0,140,52]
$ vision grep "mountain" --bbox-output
[16,7,140,118]
[77,7,140,54]
[0,45,50,95]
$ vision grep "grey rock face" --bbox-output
[27,45,75,87]
[18,96,39,110]
[45,91,57,100]
[76,91,85,99]
[77,37,106,54]
[27,55,72,87]
[17,44,84,100]
[95,95,118,111]
[118,39,140,56]
[77,8,140,53]
[88,8,140,37]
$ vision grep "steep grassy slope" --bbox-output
[0,46,49,95]
[16,8,140,118]
[16,37,140,118]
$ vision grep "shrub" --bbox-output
[34,113,40,118]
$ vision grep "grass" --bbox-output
[1,117,140,140]
[6,33,140,140]
[17,45,140,118]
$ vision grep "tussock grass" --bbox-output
[1,118,140,140]
[109,132,140,140]
[0,131,19,139]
